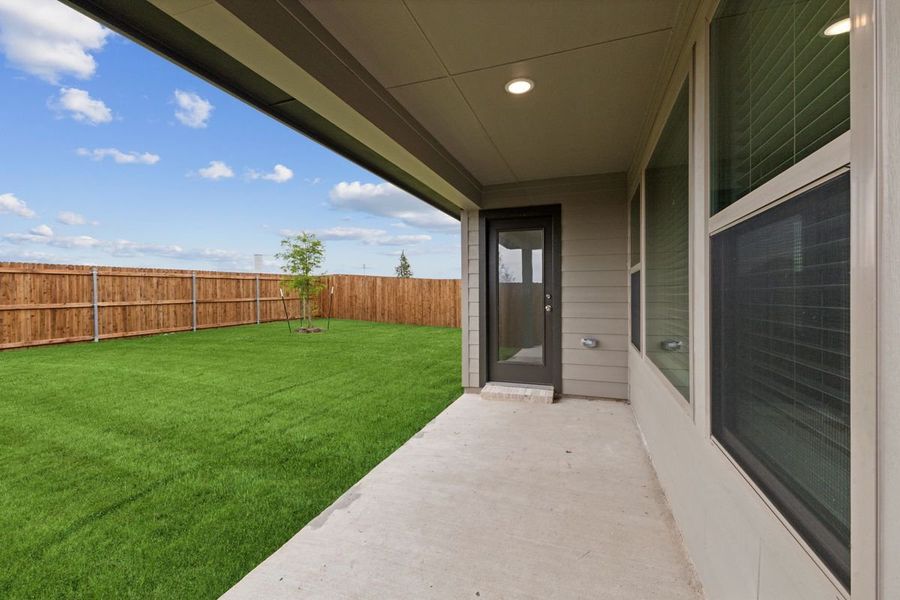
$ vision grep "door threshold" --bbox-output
[481,382,555,404]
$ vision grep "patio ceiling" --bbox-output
[302,0,688,185]
[64,0,698,213]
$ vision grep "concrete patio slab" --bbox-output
[222,394,703,599]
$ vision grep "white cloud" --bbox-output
[305,177,322,185]
[328,181,459,231]
[279,226,431,247]
[3,228,244,265]
[76,147,160,165]
[56,211,98,226]
[57,211,84,225]
[378,244,459,258]
[196,161,234,180]
[4,231,98,248]
[0,193,35,218]
[51,87,112,124]
[103,239,243,263]
[0,0,111,83]
[30,224,53,237]
[376,234,432,246]
[247,163,293,183]
[173,89,213,128]
[0,246,54,262]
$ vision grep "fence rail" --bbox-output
[0,263,460,350]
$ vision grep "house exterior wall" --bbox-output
[625,0,886,598]
[460,173,629,399]
[629,354,843,599]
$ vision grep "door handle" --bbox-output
[545,304,552,312]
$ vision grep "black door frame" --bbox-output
[479,204,562,392]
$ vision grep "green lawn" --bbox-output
[0,320,461,599]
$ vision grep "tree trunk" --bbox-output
[302,296,309,328]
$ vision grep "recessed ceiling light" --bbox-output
[823,17,851,36]
[505,78,534,95]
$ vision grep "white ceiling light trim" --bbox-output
[504,78,534,95]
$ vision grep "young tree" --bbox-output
[276,232,325,328]
[395,250,413,278]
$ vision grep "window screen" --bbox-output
[631,271,641,351]
[711,172,850,587]
[645,81,690,401]
[710,0,850,214]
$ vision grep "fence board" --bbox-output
[0,262,460,349]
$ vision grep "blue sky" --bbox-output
[0,1,460,277]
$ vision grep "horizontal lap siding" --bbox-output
[0,263,460,349]
[559,188,629,398]
[464,212,480,387]
[466,173,629,398]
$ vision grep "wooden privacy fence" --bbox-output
[0,263,460,350]
[318,274,460,329]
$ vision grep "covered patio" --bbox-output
[61,0,898,598]
[222,394,701,599]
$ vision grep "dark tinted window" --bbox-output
[710,0,850,213]
[631,270,641,351]
[645,81,690,400]
[711,173,850,586]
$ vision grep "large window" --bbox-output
[710,0,850,214]
[630,188,641,350]
[711,172,850,587]
[645,82,690,400]
[708,0,854,588]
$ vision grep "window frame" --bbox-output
[640,70,694,416]
[846,0,879,596]
[701,0,876,594]
[709,166,852,588]
[708,134,850,235]
[629,185,643,353]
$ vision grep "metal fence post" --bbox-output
[91,267,99,342]
[255,274,261,324]
[191,271,197,332]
